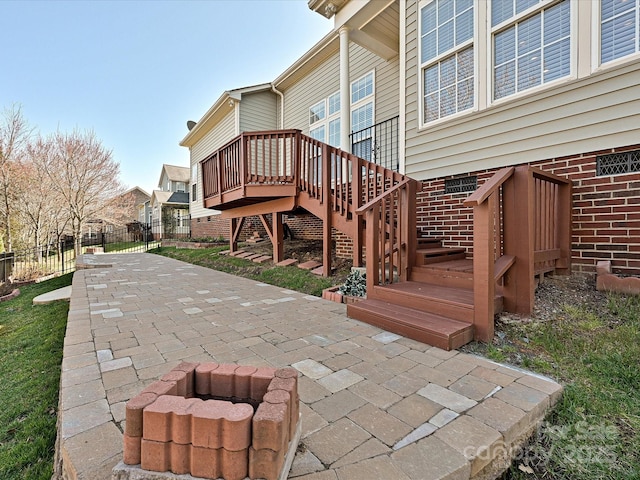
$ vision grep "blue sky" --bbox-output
[1,0,331,195]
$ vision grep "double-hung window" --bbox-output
[492,0,571,101]
[309,92,341,147]
[351,71,375,161]
[309,100,326,143]
[420,0,474,124]
[601,0,640,64]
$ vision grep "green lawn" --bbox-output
[152,246,342,296]
[464,280,640,480]
[0,274,72,480]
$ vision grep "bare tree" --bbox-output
[17,137,69,259]
[0,105,32,251]
[45,130,126,255]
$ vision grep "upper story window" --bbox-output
[351,72,374,103]
[350,71,375,160]
[420,0,475,124]
[601,0,640,64]
[309,101,325,124]
[310,92,339,147]
[492,0,571,100]
[308,72,375,155]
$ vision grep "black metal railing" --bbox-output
[2,215,191,283]
[350,115,399,172]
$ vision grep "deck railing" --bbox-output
[349,116,400,172]
[204,129,405,207]
[355,178,418,293]
[201,129,411,270]
[464,166,572,341]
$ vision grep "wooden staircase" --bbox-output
[200,131,573,351]
[348,239,484,350]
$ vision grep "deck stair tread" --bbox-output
[371,281,475,323]
[423,259,474,272]
[410,264,474,289]
[347,299,474,351]
[416,246,466,256]
[374,281,474,307]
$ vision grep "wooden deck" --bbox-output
[200,130,573,350]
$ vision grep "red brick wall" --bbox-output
[416,144,640,275]
[191,212,353,260]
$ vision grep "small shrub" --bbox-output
[338,270,366,297]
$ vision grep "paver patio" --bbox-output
[54,253,562,480]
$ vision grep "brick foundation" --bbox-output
[191,213,353,259]
[416,144,640,275]
[123,362,299,480]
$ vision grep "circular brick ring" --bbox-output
[123,362,299,480]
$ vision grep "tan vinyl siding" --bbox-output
[283,52,339,132]
[239,91,278,133]
[283,43,399,133]
[189,110,237,219]
[404,0,640,181]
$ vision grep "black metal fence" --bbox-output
[3,215,191,283]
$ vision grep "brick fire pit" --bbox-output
[115,362,300,480]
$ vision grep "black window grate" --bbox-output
[597,150,640,176]
[444,176,477,194]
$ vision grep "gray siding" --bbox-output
[239,91,278,132]
[283,43,399,133]
[189,110,237,219]
[404,0,640,181]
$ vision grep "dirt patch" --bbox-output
[460,273,610,366]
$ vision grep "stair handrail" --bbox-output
[463,165,572,342]
[355,178,412,215]
[356,177,417,294]
[463,166,514,207]
[463,167,515,342]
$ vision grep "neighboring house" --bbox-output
[122,187,151,223]
[138,199,152,225]
[150,164,190,239]
[182,0,640,276]
[81,186,150,244]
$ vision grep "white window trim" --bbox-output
[489,0,576,105]
[418,0,478,129]
[591,0,640,73]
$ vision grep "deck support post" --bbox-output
[322,143,332,277]
[352,155,364,267]
[509,167,535,314]
[230,217,245,253]
[472,195,496,342]
[258,213,284,264]
[364,205,380,294]
[272,212,284,264]
[556,178,573,275]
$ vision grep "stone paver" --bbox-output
[55,253,563,480]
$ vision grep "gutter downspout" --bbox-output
[271,83,285,129]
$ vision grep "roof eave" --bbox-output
[180,83,274,148]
